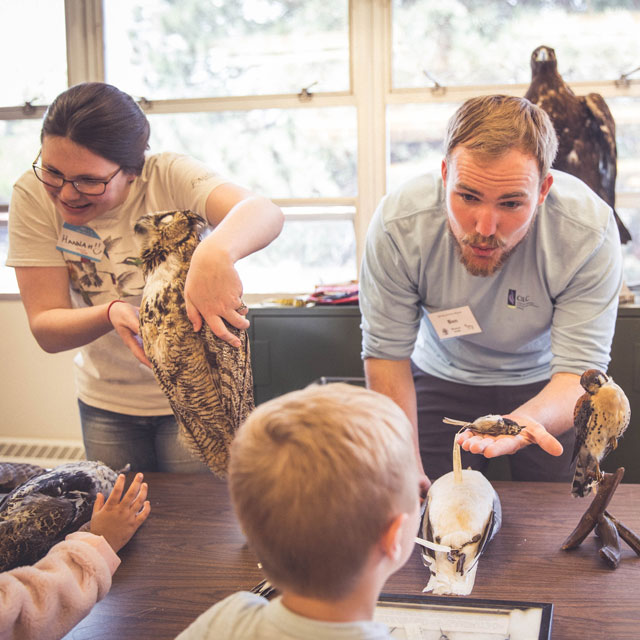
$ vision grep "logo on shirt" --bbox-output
[507,288,538,311]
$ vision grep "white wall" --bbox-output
[0,297,81,441]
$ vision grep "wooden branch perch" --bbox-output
[605,510,640,556]
[595,513,622,569]
[562,468,625,550]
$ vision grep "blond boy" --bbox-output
[176,382,421,639]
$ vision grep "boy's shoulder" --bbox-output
[175,591,267,639]
[175,591,393,639]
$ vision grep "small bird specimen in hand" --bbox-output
[443,414,524,437]
[572,369,630,497]
[135,210,254,477]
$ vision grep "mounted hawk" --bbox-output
[525,45,631,244]
[135,210,255,477]
[571,369,630,497]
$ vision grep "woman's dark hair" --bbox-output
[41,82,150,175]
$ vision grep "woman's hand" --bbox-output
[107,300,152,367]
[183,237,250,348]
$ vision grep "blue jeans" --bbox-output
[78,399,209,473]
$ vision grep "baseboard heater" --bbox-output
[0,437,85,467]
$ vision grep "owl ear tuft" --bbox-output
[184,210,207,234]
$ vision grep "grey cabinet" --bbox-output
[248,304,640,482]
[247,306,363,406]
[605,305,640,482]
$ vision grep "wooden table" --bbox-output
[62,474,640,639]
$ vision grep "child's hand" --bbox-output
[89,472,151,553]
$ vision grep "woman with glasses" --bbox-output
[7,82,284,472]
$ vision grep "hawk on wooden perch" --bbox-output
[571,369,630,497]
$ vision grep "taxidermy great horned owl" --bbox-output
[134,210,254,477]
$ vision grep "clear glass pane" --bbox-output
[0,224,19,294]
[392,0,640,89]
[621,207,640,287]
[611,97,640,193]
[0,119,43,205]
[147,107,357,198]
[104,0,350,99]
[387,102,460,192]
[236,216,357,294]
[0,1,66,106]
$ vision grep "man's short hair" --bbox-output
[444,95,558,178]
[229,382,418,600]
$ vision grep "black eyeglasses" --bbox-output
[32,150,122,196]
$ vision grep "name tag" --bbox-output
[56,223,104,261]
[427,305,482,339]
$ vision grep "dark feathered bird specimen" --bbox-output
[135,210,255,477]
[0,461,118,571]
[0,462,46,492]
[571,369,630,497]
[525,45,631,244]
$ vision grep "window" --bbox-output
[103,0,350,99]
[146,108,357,198]
[0,1,67,108]
[392,1,640,88]
[389,0,640,288]
[2,0,640,296]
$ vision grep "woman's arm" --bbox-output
[184,183,284,346]
[15,266,112,352]
[15,266,150,365]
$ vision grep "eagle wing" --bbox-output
[577,93,618,210]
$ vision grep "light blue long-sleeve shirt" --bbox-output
[360,169,622,386]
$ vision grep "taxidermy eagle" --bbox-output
[135,210,255,477]
[525,45,631,244]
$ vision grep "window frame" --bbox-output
[2,0,640,294]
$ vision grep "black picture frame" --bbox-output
[376,592,553,640]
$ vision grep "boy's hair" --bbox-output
[444,95,558,179]
[41,82,150,176]
[229,382,418,600]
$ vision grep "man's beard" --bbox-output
[448,224,516,277]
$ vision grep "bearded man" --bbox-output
[359,95,622,490]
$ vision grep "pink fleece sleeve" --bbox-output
[0,531,120,640]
